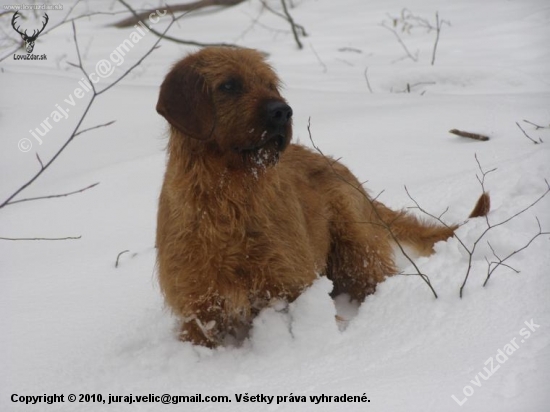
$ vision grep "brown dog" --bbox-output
[155,47,489,347]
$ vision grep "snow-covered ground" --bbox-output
[1,0,549,411]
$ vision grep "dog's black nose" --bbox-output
[266,101,293,126]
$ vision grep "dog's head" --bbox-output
[157,47,292,169]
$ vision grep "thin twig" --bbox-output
[381,23,418,62]
[339,47,362,53]
[310,43,326,73]
[483,218,550,287]
[431,11,441,65]
[383,9,449,65]
[235,6,264,42]
[364,67,373,93]
[516,122,539,144]
[71,20,96,94]
[73,121,116,137]
[523,119,548,130]
[4,183,99,206]
[35,153,44,169]
[396,81,436,94]
[259,0,307,36]
[115,250,130,268]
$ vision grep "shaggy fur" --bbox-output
[155,47,490,347]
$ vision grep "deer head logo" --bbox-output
[11,12,49,54]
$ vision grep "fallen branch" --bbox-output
[112,0,245,28]
[449,129,490,142]
[116,0,241,49]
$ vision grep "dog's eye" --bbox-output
[219,79,241,93]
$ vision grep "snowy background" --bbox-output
[1,0,549,411]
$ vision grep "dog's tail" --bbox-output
[375,192,490,256]
[468,192,491,218]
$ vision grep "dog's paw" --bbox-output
[179,316,220,348]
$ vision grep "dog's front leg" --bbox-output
[177,289,252,348]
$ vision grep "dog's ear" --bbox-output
[156,60,215,140]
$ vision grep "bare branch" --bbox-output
[516,121,539,144]
[382,9,449,65]
[474,153,496,196]
[483,218,550,287]
[235,5,264,42]
[71,20,96,94]
[395,81,436,94]
[407,155,549,297]
[36,153,44,169]
[0,9,175,210]
[523,119,549,130]
[0,100,97,210]
[404,186,482,299]
[280,0,303,49]
[259,0,307,37]
[4,183,99,206]
[310,43,327,73]
[431,11,444,65]
[73,120,116,137]
[381,22,418,62]
[459,178,549,297]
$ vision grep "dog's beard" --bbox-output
[243,134,285,174]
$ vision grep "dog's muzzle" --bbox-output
[237,101,293,170]
[235,101,293,153]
